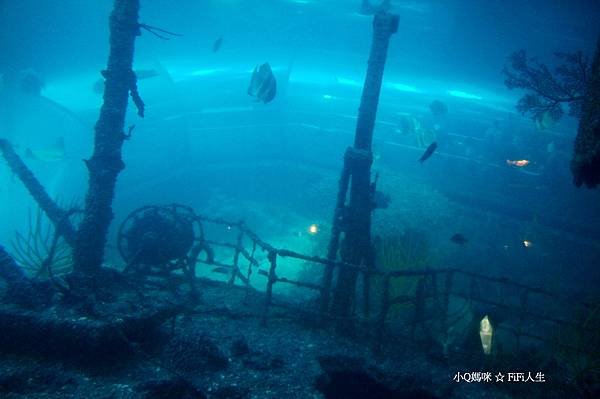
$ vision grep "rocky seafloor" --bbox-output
[0,272,566,399]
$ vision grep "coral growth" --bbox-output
[371,229,434,317]
[11,208,72,278]
[503,49,589,123]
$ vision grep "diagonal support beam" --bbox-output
[0,139,77,246]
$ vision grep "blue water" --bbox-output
[3,2,600,398]
[1,0,599,311]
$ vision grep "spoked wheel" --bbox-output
[117,204,201,271]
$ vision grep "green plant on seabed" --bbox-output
[372,228,436,318]
[553,302,600,398]
[11,207,73,278]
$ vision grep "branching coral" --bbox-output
[503,49,590,124]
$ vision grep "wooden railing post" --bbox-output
[261,250,278,326]
[321,154,352,317]
[328,12,399,332]
[411,277,426,339]
[228,222,244,286]
[243,241,257,301]
[374,272,392,352]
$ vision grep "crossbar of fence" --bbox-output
[191,214,596,355]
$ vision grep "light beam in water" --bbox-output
[447,89,483,100]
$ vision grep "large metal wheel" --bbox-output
[117,204,201,268]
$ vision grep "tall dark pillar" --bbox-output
[324,12,398,329]
[73,0,142,276]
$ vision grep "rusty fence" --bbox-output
[193,214,597,355]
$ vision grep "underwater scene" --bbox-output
[1,0,600,398]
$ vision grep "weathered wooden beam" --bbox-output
[0,139,77,245]
[330,12,398,330]
[261,250,278,326]
[73,0,142,275]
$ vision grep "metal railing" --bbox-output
[192,214,597,355]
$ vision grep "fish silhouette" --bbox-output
[248,63,277,104]
[212,36,223,53]
[450,233,468,245]
[419,142,437,163]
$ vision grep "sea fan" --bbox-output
[372,229,435,318]
[11,207,73,278]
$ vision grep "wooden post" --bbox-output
[320,154,352,316]
[328,12,398,332]
[261,250,277,326]
[228,225,244,286]
[185,242,207,300]
[411,277,426,339]
[244,240,257,301]
[571,36,600,188]
[73,0,142,276]
[374,272,391,352]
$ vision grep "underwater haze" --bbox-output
[1,1,600,398]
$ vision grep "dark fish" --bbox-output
[247,63,277,103]
[212,36,223,53]
[450,233,468,245]
[418,142,437,163]
[212,266,230,275]
[429,100,448,116]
